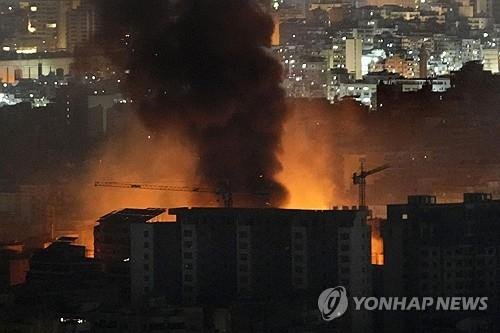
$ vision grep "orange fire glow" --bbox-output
[372,234,384,265]
[277,103,340,209]
[70,118,205,255]
[74,102,385,264]
[368,218,384,265]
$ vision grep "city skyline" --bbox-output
[1,0,500,332]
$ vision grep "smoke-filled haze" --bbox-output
[93,0,290,206]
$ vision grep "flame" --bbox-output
[368,218,384,265]
[372,234,384,265]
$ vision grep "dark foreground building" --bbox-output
[382,193,500,333]
[0,242,29,288]
[0,237,107,333]
[130,207,373,332]
[94,208,167,301]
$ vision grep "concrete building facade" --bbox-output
[346,38,363,80]
[382,194,500,333]
[129,207,373,332]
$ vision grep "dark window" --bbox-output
[340,233,350,240]
[184,252,193,259]
[144,230,149,237]
[144,242,149,249]
[184,241,193,248]
[184,274,193,282]
[183,230,193,237]
[239,231,248,238]
[240,253,248,260]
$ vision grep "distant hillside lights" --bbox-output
[0,91,22,106]
[0,0,97,52]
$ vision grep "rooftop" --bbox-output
[98,208,166,224]
[169,207,363,216]
[389,193,500,207]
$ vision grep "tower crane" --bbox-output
[352,161,390,209]
[94,180,267,208]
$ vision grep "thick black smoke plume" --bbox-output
[95,0,289,206]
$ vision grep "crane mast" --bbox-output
[352,161,390,209]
